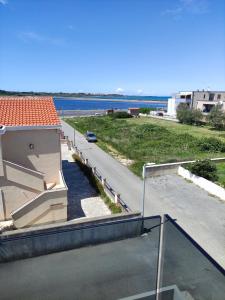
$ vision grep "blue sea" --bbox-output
[54,96,168,111]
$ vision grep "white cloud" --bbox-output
[162,0,209,18]
[0,0,8,4]
[18,31,66,46]
[137,89,143,95]
[115,88,124,93]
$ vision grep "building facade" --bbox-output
[167,91,225,116]
[192,91,225,113]
[167,91,192,116]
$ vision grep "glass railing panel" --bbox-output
[159,214,225,300]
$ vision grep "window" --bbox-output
[217,94,221,100]
[203,94,206,99]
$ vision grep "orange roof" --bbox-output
[0,96,60,127]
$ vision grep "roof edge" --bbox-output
[5,125,61,131]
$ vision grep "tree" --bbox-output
[191,109,203,125]
[176,103,203,125]
[207,104,225,130]
[176,103,192,124]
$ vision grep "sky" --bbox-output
[0,0,225,96]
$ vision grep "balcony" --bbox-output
[0,215,224,299]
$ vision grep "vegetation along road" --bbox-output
[66,115,225,176]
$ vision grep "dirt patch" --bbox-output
[106,144,134,167]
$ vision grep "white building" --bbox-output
[167,92,192,117]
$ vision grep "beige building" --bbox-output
[192,91,225,113]
[0,96,67,228]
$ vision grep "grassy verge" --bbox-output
[66,116,225,177]
[72,153,122,214]
[215,162,225,187]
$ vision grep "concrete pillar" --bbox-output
[115,193,120,205]
[101,178,106,187]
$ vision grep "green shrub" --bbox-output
[207,104,225,130]
[72,153,122,213]
[139,107,156,114]
[111,111,132,119]
[192,109,204,126]
[176,103,203,125]
[186,160,218,182]
[197,137,225,152]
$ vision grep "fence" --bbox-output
[64,135,131,212]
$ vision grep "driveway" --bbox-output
[61,120,225,267]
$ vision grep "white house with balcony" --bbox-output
[0,96,67,229]
[167,91,193,117]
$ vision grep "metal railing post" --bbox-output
[141,164,146,217]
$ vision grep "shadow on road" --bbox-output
[62,160,97,220]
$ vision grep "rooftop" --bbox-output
[0,96,60,127]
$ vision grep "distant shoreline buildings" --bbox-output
[167,90,225,116]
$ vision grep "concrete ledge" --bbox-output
[145,158,225,178]
[178,166,225,201]
[0,212,146,262]
[3,211,141,237]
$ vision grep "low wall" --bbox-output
[11,188,68,228]
[145,158,225,178]
[0,212,143,262]
[178,166,225,201]
[3,160,44,192]
[145,163,180,177]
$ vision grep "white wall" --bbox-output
[2,129,61,184]
[167,98,186,116]
[0,176,38,220]
[178,166,225,201]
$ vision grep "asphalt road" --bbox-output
[61,120,225,268]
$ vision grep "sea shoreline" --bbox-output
[54,96,168,104]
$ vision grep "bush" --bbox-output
[139,107,156,114]
[176,103,203,125]
[111,111,132,119]
[192,109,204,125]
[186,159,218,182]
[207,104,225,130]
[197,137,225,152]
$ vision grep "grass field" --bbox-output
[216,162,225,186]
[66,116,225,176]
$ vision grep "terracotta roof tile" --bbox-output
[0,96,60,127]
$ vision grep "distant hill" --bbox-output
[0,89,122,97]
